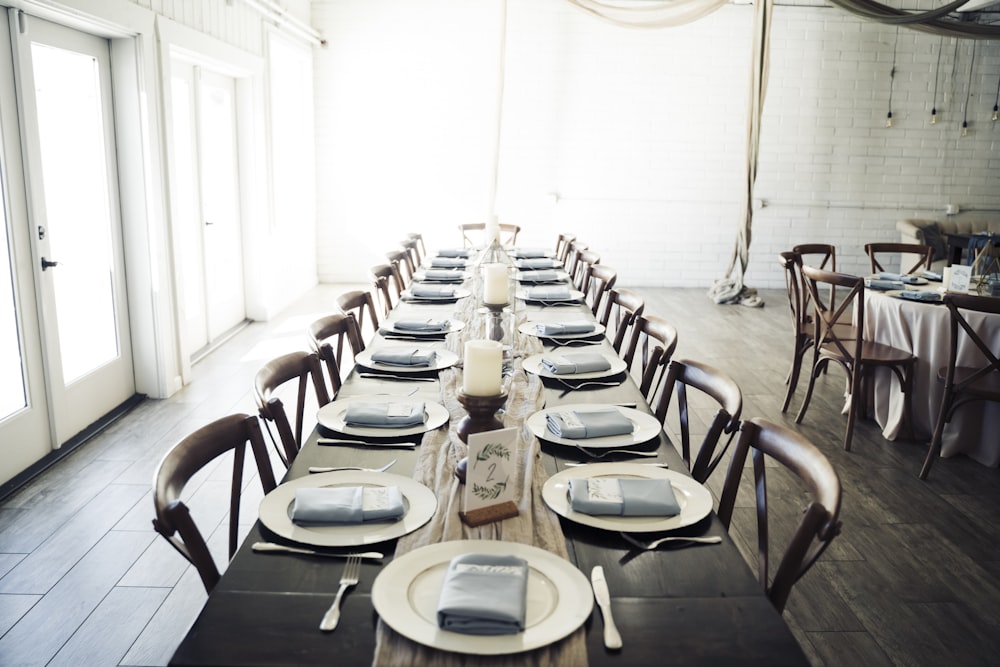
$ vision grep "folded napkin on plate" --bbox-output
[534,320,596,336]
[922,270,943,282]
[410,284,456,298]
[344,401,426,428]
[878,272,921,285]
[539,352,611,375]
[422,269,464,282]
[567,477,680,517]
[898,290,941,302]
[517,258,559,270]
[865,279,897,291]
[291,486,404,524]
[514,248,548,259]
[392,319,449,332]
[437,248,472,258]
[518,270,562,283]
[371,348,437,367]
[526,286,572,301]
[546,408,634,439]
[437,553,529,635]
[431,257,467,269]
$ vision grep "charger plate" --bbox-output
[527,404,661,449]
[317,395,449,438]
[371,540,592,655]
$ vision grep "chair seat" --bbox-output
[937,365,1000,400]
[818,339,915,366]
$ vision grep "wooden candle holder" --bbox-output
[455,390,508,444]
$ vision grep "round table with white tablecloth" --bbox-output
[864,291,1000,466]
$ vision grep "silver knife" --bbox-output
[251,542,383,560]
[590,565,623,650]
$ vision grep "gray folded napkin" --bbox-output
[878,272,921,285]
[567,478,680,516]
[421,269,464,282]
[436,553,529,635]
[539,352,611,375]
[534,321,596,336]
[437,248,472,258]
[431,257,467,269]
[922,270,942,282]
[897,290,941,302]
[545,408,634,439]
[392,319,449,332]
[410,284,456,298]
[518,270,562,283]
[865,279,897,291]
[526,286,572,301]
[343,401,426,428]
[291,486,404,524]
[514,248,548,259]
[371,348,437,367]
[517,258,559,270]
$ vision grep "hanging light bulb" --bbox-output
[961,120,968,137]
[885,111,893,128]
[930,107,937,124]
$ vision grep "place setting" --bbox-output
[527,403,662,460]
[316,395,450,446]
[355,345,459,379]
[401,283,471,303]
[515,257,563,271]
[379,317,466,340]
[522,350,627,395]
[865,272,929,291]
[412,268,467,283]
[516,269,569,284]
[516,284,585,306]
[518,319,606,346]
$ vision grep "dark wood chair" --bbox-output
[371,263,404,317]
[307,313,353,397]
[583,263,617,317]
[253,351,330,467]
[717,417,842,613]
[571,249,600,292]
[405,232,426,260]
[385,249,415,288]
[565,239,589,275]
[600,287,645,356]
[152,414,278,593]
[779,251,812,413]
[793,243,837,316]
[865,242,933,275]
[555,233,575,267]
[795,266,916,452]
[920,294,1000,479]
[335,290,379,355]
[459,222,520,248]
[623,314,679,405]
[400,236,424,270]
[652,358,742,483]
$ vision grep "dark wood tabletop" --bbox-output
[170,280,808,666]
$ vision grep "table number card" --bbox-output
[460,427,520,527]
[946,265,972,293]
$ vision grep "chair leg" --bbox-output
[842,365,863,452]
[920,386,952,480]
[795,361,820,424]
[781,353,802,413]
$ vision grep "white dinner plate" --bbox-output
[356,348,459,373]
[522,352,627,380]
[517,270,569,284]
[401,287,471,302]
[885,289,943,303]
[868,274,929,286]
[371,540,593,655]
[516,289,584,304]
[258,471,437,547]
[380,319,466,337]
[317,395,449,438]
[526,404,662,449]
[518,321,606,340]
[542,463,714,533]
[413,270,466,283]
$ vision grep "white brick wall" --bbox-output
[312,0,999,290]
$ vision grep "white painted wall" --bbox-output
[312,0,1000,289]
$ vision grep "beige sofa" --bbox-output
[896,218,1000,271]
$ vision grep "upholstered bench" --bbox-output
[896,218,1000,271]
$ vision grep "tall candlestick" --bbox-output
[483,263,508,305]
[463,340,503,396]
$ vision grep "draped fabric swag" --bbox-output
[564,0,728,28]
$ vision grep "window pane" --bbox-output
[0,184,27,419]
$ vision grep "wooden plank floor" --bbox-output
[2,284,998,666]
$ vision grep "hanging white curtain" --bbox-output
[564,0,728,28]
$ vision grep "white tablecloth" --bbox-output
[864,291,1000,466]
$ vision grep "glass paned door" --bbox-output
[10,14,134,446]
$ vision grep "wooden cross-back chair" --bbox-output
[371,263,404,316]
[623,314,679,405]
[564,240,588,275]
[335,290,379,356]
[583,263,617,317]
[652,358,742,483]
[152,414,278,593]
[779,251,812,413]
[459,222,520,248]
[920,293,1000,479]
[865,242,933,275]
[307,313,353,397]
[400,236,424,270]
[795,266,916,452]
[600,287,645,356]
[554,233,575,266]
[385,249,415,289]
[571,249,600,292]
[717,418,842,613]
[253,350,330,468]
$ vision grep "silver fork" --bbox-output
[319,555,361,632]
[557,379,622,398]
[308,459,396,474]
[572,444,659,459]
[620,532,722,550]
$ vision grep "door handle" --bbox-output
[41,257,59,271]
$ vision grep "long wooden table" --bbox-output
[170,274,809,666]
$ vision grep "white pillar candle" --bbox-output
[463,339,503,396]
[942,266,953,292]
[483,263,508,305]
